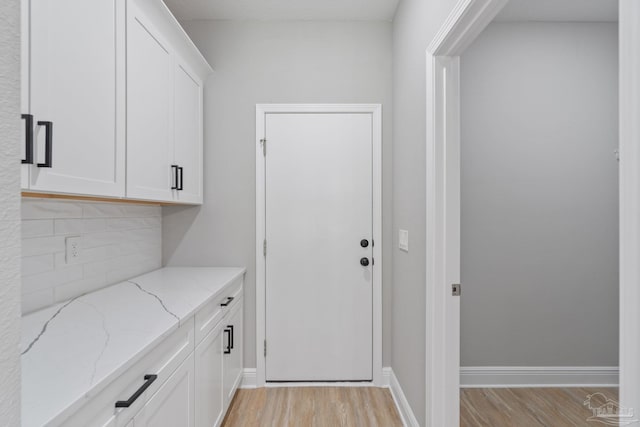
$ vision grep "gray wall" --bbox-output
[391,0,459,424]
[0,0,22,424]
[460,22,619,367]
[162,20,393,369]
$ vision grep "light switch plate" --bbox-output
[399,229,409,252]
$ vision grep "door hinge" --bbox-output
[264,340,267,357]
[263,239,267,257]
[452,283,461,296]
[260,138,267,156]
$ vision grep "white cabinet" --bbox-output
[19,0,210,203]
[173,60,204,204]
[125,1,175,202]
[125,0,207,204]
[223,299,244,409]
[195,324,225,427]
[20,0,126,197]
[133,353,195,427]
[60,278,242,427]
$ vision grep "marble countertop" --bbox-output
[21,267,246,427]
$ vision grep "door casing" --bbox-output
[426,0,638,425]
[255,104,383,387]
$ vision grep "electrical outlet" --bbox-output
[65,236,82,265]
[399,229,409,252]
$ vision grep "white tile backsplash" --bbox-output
[21,199,162,314]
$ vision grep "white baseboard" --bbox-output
[387,368,420,427]
[240,368,257,389]
[239,368,384,388]
[460,366,619,388]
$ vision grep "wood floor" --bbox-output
[222,386,617,427]
[221,387,403,427]
[461,387,619,427]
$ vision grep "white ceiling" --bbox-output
[163,0,400,21]
[496,0,618,22]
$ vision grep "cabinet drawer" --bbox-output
[194,293,227,345]
[194,277,243,344]
[224,278,244,312]
[62,319,194,427]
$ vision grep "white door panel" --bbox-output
[265,113,373,381]
[173,61,203,204]
[133,353,195,427]
[195,325,224,427]
[28,0,124,196]
[126,3,174,202]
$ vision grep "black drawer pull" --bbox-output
[177,166,184,190]
[171,165,179,190]
[21,114,33,164]
[115,374,158,408]
[220,297,234,307]
[224,328,232,354]
[36,121,53,168]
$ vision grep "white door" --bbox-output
[133,353,195,427]
[126,1,175,202]
[173,60,203,204]
[28,0,125,196]
[264,113,373,381]
[195,324,224,427]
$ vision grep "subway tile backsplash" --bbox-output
[21,199,162,314]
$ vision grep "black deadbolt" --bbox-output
[360,239,369,248]
[360,257,370,267]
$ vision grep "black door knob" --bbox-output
[360,239,369,248]
[360,257,370,267]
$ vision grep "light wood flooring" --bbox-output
[461,387,619,427]
[221,387,403,427]
[221,386,618,426]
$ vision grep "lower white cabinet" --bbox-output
[133,353,195,427]
[195,324,225,427]
[223,300,244,408]
[65,280,244,427]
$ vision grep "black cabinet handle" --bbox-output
[171,165,179,190]
[360,257,370,267]
[21,114,33,164]
[228,324,234,349]
[177,166,184,191]
[115,374,158,408]
[224,328,232,354]
[220,297,234,307]
[36,121,52,168]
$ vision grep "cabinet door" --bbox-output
[223,301,243,406]
[133,353,195,427]
[195,325,224,427]
[28,0,125,196]
[126,0,175,202]
[173,60,204,204]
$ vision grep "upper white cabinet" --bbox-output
[173,60,204,204]
[126,0,209,204]
[21,0,126,197]
[20,0,211,204]
[126,1,175,202]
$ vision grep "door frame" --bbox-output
[618,0,640,418]
[426,0,640,425]
[255,104,383,387]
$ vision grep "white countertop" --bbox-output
[21,267,246,427]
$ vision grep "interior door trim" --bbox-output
[255,104,383,387]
